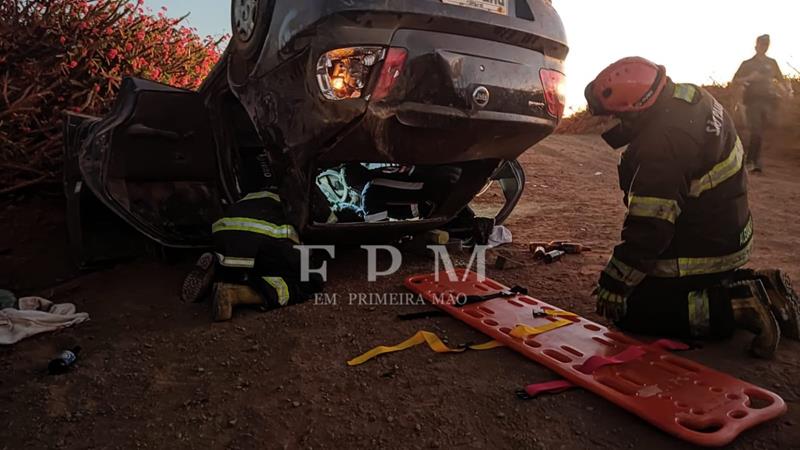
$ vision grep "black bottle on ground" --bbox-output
[48,346,81,375]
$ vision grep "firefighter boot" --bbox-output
[181,253,216,303]
[755,270,800,341]
[212,283,264,322]
[730,280,781,359]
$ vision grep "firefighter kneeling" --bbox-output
[181,191,324,321]
[585,57,800,358]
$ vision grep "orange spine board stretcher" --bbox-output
[405,270,786,447]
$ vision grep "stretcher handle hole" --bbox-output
[584,324,602,332]
[677,419,724,434]
[659,355,702,373]
[483,279,505,290]
[467,311,484,319]
[675,401,690,409]
[726,393,742,401]
[561,346,584,358]
[478,306,496,315]
[517,296,538,306]
[543,349,573,364]
[709,386,725,393]
[690,408,707,416]
[729,410,748,419]
[525,340,542,348]
[507,299,525,307]
[592,337,614,347]
[744,390,775,410]
[483,319,499,326]
[604,332,637,345]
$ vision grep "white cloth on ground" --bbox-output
[487,226,513,248]
[0,297,89,345]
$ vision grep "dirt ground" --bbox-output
[1,134,799,450]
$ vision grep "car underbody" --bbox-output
[64,0,568,265]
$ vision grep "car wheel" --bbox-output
[230,0,274,60]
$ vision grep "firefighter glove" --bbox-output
[594,272,634,322]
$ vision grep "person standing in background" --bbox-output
[732,35,792,173]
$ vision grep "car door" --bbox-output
[76,77,223,247]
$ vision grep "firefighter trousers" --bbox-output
[616,272,738,340]
[744,101,775,170]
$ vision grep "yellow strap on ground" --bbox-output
[347,309,579,366]
[347,331,503,366]
[468,340,506,350]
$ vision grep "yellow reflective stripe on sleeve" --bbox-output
[603,257,648,287]
[649,239,752,278]
[346,331,502,366]
[628,195,682,224]
[212,217,300,244]
[688,290,711,337]
[241,191,281,203]
[215,253,256,269]
[673,84,697,103]
[689,137,744,197]
[263,277,290,306]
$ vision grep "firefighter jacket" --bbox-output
[212,191,323,308]
[601,80,753,290]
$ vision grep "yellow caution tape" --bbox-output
[347,331,503,366]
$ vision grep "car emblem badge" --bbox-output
[473,86,490,108]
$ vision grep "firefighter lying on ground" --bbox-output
[585,57,800,358]
[180,190,325,321]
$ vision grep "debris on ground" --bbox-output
[48,346,82,375]
[0,289,16,309]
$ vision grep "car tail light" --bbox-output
[316,47,385,100]
[370,47,408,102]
[539,69,566,119]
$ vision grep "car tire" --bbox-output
[230,0,275,75]
[492,159,526,226]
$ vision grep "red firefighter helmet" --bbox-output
[585,57,667,115]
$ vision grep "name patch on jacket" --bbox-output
[706,100,725,137]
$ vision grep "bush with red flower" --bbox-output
[0,0,227,195]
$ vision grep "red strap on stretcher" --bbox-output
[523,340,690,398]
[405,270,787,447]
[518,380,577,399]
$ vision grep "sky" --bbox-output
[150,0,799,113]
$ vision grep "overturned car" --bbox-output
[64,0,568,263]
